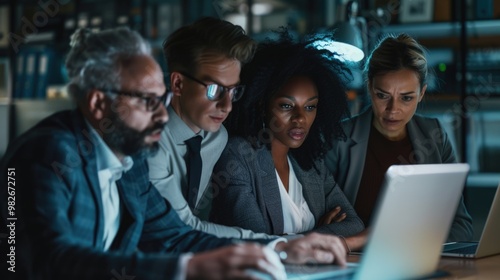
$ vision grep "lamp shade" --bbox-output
[331,21,364,62]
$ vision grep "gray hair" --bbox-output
[65,27,151,103]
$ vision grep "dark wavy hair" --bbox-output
[225,29,351,171]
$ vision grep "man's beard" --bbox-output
[102,112,165,159]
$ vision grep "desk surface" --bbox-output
[437,254,500,279]
[347,254,500,279]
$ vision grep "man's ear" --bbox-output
[87,89,108,120]
[170,72,183,96]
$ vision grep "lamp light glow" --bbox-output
[313,39,364,62]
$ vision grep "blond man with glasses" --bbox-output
[148,17,278,239]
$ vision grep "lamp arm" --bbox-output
[355,16,368,57]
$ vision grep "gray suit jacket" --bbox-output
[148,106,274,239]
[210,137,365,236]
[325,108,473,242]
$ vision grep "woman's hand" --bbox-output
[318,206,346,226]
[274,233,347,266]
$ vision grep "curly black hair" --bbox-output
[225,29,352,172]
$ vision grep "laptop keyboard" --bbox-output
[286,263,356,280]
[445,244,478,254]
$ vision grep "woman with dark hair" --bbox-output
[325,33,473,242]
[210,30,366,250]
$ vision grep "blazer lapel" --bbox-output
[71,110,105,248]
[83,160,105,248]
[291,158,324,222]
[114,178,140,252]
[257,147,284,235]
[407,117,439,163]
[344,109,372,203]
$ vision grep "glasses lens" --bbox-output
[147,96,160,112]
[206,84,222,101]
[148,92,172,112]
[230,86,245,102]
[231,86,245,102]
[165,91,173,107]
[205,84,244,102]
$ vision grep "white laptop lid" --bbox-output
[279,163,469,280]
[353,163,470,280]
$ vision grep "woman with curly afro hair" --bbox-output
[210,29,367,251]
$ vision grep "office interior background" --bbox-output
[0,0,499,240]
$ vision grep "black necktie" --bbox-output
[185,135,202,210]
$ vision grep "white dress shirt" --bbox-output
[85,121,197,279]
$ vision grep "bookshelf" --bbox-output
[0,0,222,155]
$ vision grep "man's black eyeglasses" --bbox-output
[179,72,245,102]
[99,89,173,112]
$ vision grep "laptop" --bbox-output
[442,183,500,258]
[285,163,470,280]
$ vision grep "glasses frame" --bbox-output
[179,71,245,102]
[99,88,172,112]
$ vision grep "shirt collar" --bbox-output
[167,106,206,144]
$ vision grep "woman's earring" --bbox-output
[259,118,271,144]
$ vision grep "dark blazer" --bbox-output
[210,137,365,236]
[0,110,235,280]
[325,108,473,242]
